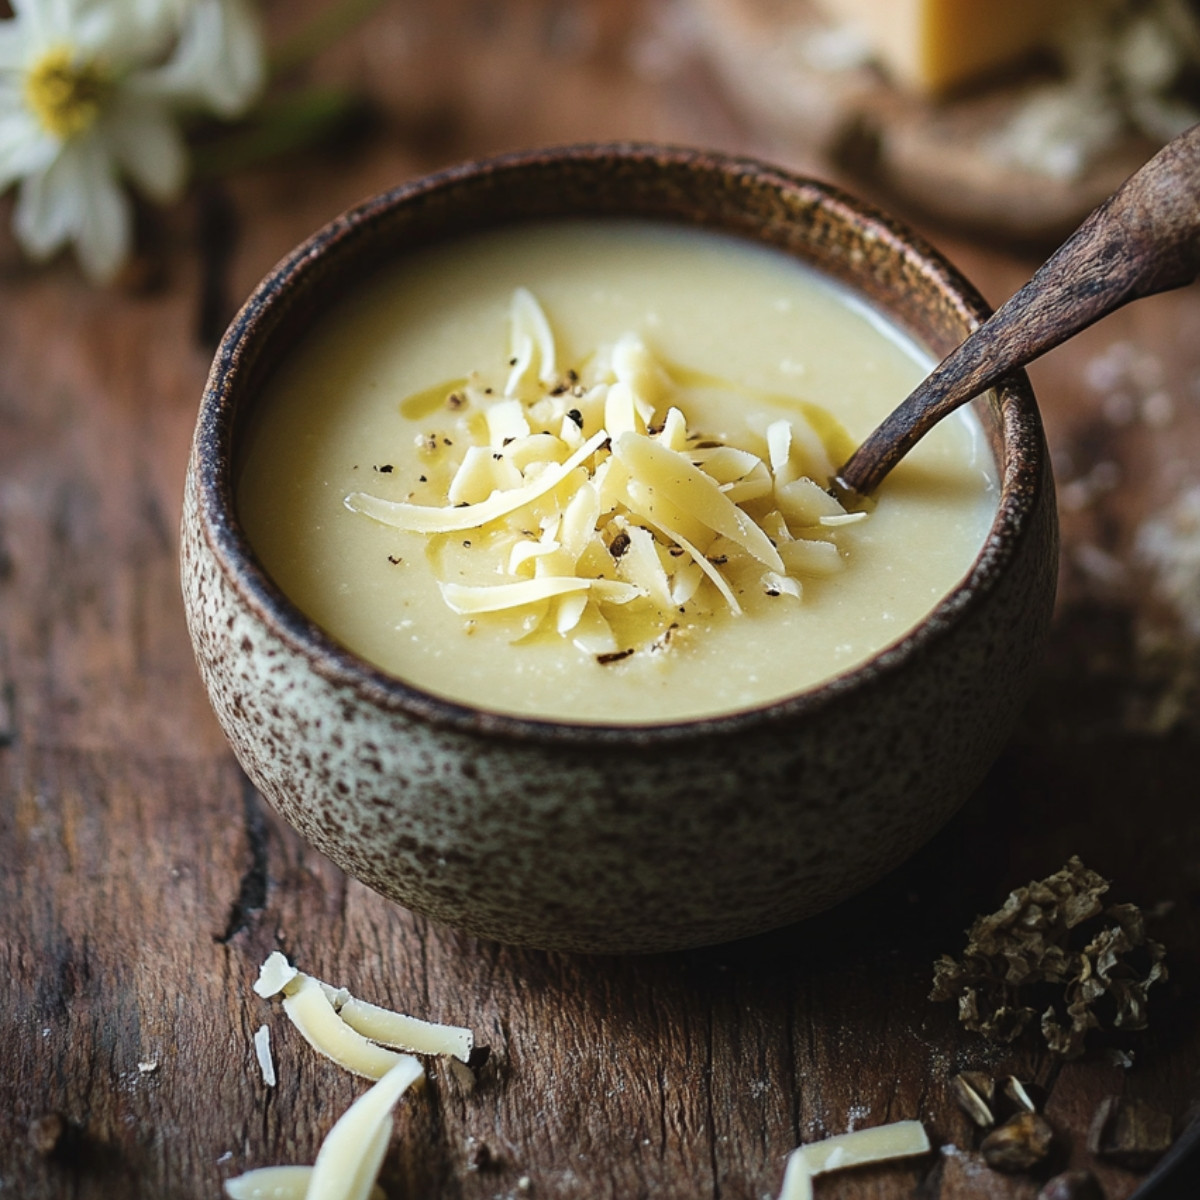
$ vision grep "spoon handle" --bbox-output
[837,123,1200,498]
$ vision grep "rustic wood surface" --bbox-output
[2,2,1199,1198]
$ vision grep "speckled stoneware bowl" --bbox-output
[181,144,1058,955]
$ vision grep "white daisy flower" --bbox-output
[0,0,264,282]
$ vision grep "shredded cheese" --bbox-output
[345,290,862,662]
[253,954,477,1064]
[334,996,474,1064]
[224,1166,389,1200]
[253,1024,275,1088]
[237,957,480,1200]
[223,1054,419,1200]
[307,1057,424,1200]
[778,1120,931,1200]
[346,429,608,534]
[281,975,411,1081]
[225,1165,327,1199]
[253,951,298,999]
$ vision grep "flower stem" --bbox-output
[190,86,370,178]
[269,0,389,80]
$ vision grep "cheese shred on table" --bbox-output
[224,1058,421,1200]
[253,951,475,1068]
[226,954,474,1199]
[778,1119,930,1200]
[346,289,858,658]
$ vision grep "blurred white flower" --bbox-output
[142,0,265,118]
[0,0,264,282]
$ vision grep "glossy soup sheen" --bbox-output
[237,220,998,723]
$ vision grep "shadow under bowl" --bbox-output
[180,144,1058,955]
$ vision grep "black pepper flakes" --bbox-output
[650,623,679,653]
[387,555,402,565]
[608,531,631,559]
[374,464,394,474]
[596,648,634,665]
[566,408,584,428]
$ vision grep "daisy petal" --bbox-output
[138,0,264,118]
[14,153,82,261]
[0,23,31,71]
[0,112,57,194]
[105,97,186,201]
[75,150,130,282]
[14,136,131,281]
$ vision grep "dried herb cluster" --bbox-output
[931,857,1167,1058]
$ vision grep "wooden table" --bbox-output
[2,2,1198,1196]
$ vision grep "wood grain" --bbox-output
[1,3,1198,1197]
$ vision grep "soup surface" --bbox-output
[238,220,997,723]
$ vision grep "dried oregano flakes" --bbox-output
[930,857,1167,1059]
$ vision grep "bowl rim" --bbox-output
[190,140,1051,747]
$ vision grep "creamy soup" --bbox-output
[237,220,997,723]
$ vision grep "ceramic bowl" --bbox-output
[181,144,1058,954]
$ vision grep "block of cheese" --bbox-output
[815,0,1068,93]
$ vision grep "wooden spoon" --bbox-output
[835,123,1200,499]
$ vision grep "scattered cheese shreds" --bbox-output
[224,1165,320,1200]
[510,286,557,387]
[440,576,591,614]
[307,1057,425,1200]
[257,952,479,1066]
[347,288,867,659]
[778,1120,930,1200]
[612,432,785,572]
[345,429,608,534]
[635,511,743,616]
[253,951,298,999]
[239,957,480,1200]
[281,975,409,1081]
[336,996,474,1063]
[253,1024,275,1088]
[224,1165,387,1200]
[778,1150,817,1200]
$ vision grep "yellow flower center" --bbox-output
[24,47,111,139]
